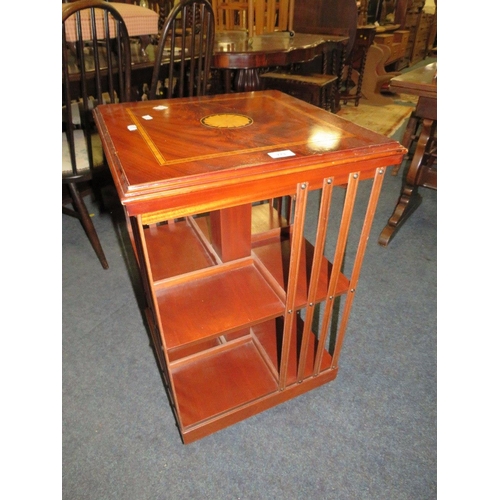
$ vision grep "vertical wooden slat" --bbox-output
[331,167,386,369]
[279,182,308,390]
[254,0,264,34]
[266,0,276,32]
[212,0,219,29]
[297,178,333,382]
[288,0,294,32]
[248,0,254,36]
[278,0,289,31]
[131,215,181,415]
[314,172,360,375]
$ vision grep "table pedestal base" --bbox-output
[379,97,437,246]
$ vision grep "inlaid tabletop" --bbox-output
[93,90,405,214]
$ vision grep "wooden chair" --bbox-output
[252,0,293,35]
[149,0,215,99]
[340,26,376,106]
[212,0,250,32]
[62,0,132,269]
[212,0,292,36]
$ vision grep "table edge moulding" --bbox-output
[93,90,406,443]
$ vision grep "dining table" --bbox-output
[211,30,349,92]
[93,89,405,443]
[378,62,437,246]
[130,30,350,94]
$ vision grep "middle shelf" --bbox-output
[142,201,350,353]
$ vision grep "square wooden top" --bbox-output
[94,91,404,214]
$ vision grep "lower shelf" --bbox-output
[168,315,336,441]
[171,335,279,429]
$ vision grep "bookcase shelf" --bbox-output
[94,90,405,444]
[137,201,355,438]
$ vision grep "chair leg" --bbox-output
[66,183,109,269]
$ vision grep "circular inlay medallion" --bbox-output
[200,113,253,129]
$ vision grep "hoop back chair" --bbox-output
[62,0,132,269]
[149,0,215,99]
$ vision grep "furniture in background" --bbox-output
[212,0,250,31]
[123,30,347,97]
[356,38,401,105]
[63,0,160,57]
[340,26,376,106]
[136,0,174,32]
[262,0,357,113]
[62,0,132,269]
[294,0,437,72]
[393,0,436,70]
[293,0,358,58]
[379,62,436,246]
[94,89,405,443]
[374,31,410,68]
[259,39,339,112]
[293,0,357,59]
[211,31,348,93]
[148,0,215,99]
[212,0,294,36]
[260,68,338,112]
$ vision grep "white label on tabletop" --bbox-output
[127,125,137,131]
[142,115,153,120]
[153,105,168,110]
[268,150,296,159]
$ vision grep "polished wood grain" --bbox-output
[94,90,405,443]
[212,31,346,68]
[214,31,349,92]
[95,90,401,215]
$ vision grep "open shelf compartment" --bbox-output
[171,334,279,430]
[155,259,285,350]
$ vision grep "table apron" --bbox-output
[118,153,404,218]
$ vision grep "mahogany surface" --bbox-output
[94,90,405,443]
[94,90,402,212]
[379,62,437,246]
[211,31,347,69]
